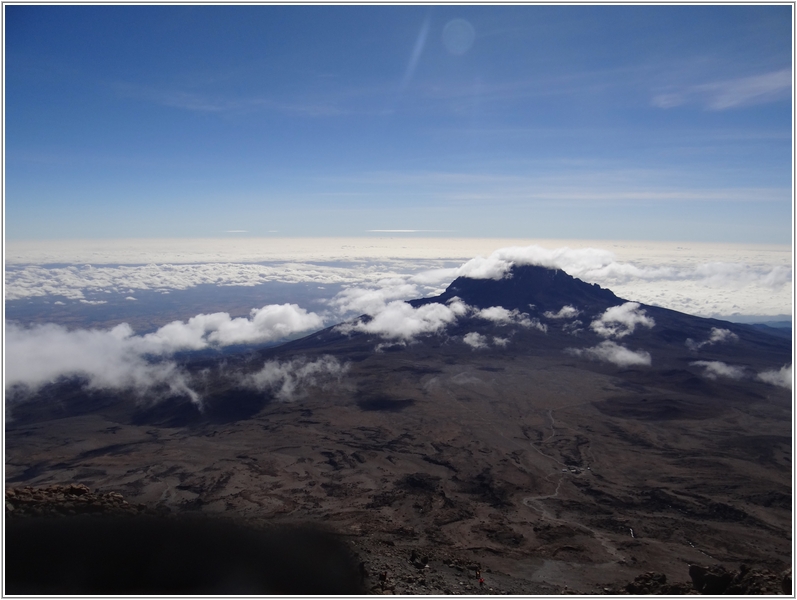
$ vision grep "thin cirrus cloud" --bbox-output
[400,16,431,91]
[112,82,350,117]
[652,68,791,110]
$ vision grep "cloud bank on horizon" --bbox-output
[6,242,791,320]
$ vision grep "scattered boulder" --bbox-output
[781,568,791,595]
[624,571,693,594]
[687,563,787,594]
[616,563,790,595]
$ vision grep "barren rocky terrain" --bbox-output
[5,266,792,594]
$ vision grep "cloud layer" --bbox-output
[6,241,791,320]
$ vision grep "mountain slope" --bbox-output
[5,263,792,594]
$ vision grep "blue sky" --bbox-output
[5,4,792,242]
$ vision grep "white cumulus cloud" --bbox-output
[463,332,489,349]
[336,298,468,341]
[566,341,651,367]
[129,304,323,354]
[5,303,325,402]
[590,302,655,339]
[5,322,200,404]
[329,279,420,316]
[690,360,746,380]
[757,364,792,389]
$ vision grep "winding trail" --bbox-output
[524,406,625,563]
[435,372,625,564]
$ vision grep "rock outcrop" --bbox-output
[689,563,790,595]
[5,484,159,518]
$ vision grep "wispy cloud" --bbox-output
[322,170,789,205]
[652,68,791,110]
[401,16,431,91]
[475,306,546,332]
[690,360,746,380]
[544,305,581,320]
[757,364,792,389]
[112,82,350,117]
[686,327,739,351]
[243,356,349,401]
[566,341,651,367]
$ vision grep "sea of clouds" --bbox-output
[5,239,792,403]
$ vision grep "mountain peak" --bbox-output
[411,264,622,314]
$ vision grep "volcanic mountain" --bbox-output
[6,264,792,594]
[411,263,622,313]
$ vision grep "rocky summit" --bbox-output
[5,265,792,594]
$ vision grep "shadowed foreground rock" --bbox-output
[688,563,790,595]
[6,512,363,595]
